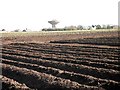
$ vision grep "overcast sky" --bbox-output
[0,0,119,31]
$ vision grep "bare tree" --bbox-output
[2,29,5,31]
[77,25,83,30]
[107,25,112,29]
[96,25,101,29]
[102,25,107,29]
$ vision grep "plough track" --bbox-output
[1,75,31,90]
[2,48,120,70]
[3,44,119,60]
[2,53,120,82]
[1,43,120,90]
[2,59,119,86]
[2,63,100,90]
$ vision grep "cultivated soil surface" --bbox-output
[1,30,120,90]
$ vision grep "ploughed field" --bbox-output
[1,30,120,90]
[1,36,120,90]
[50,37,120,46]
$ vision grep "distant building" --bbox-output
[64,25,77,30]
[113,25,118,29]
[48,20,59,29]
[82,26,92,30]
[14,29,20,32]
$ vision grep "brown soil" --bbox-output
[1,30,120,90]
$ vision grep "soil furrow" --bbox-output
[2,63,99,90]
[2,53,120,82]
